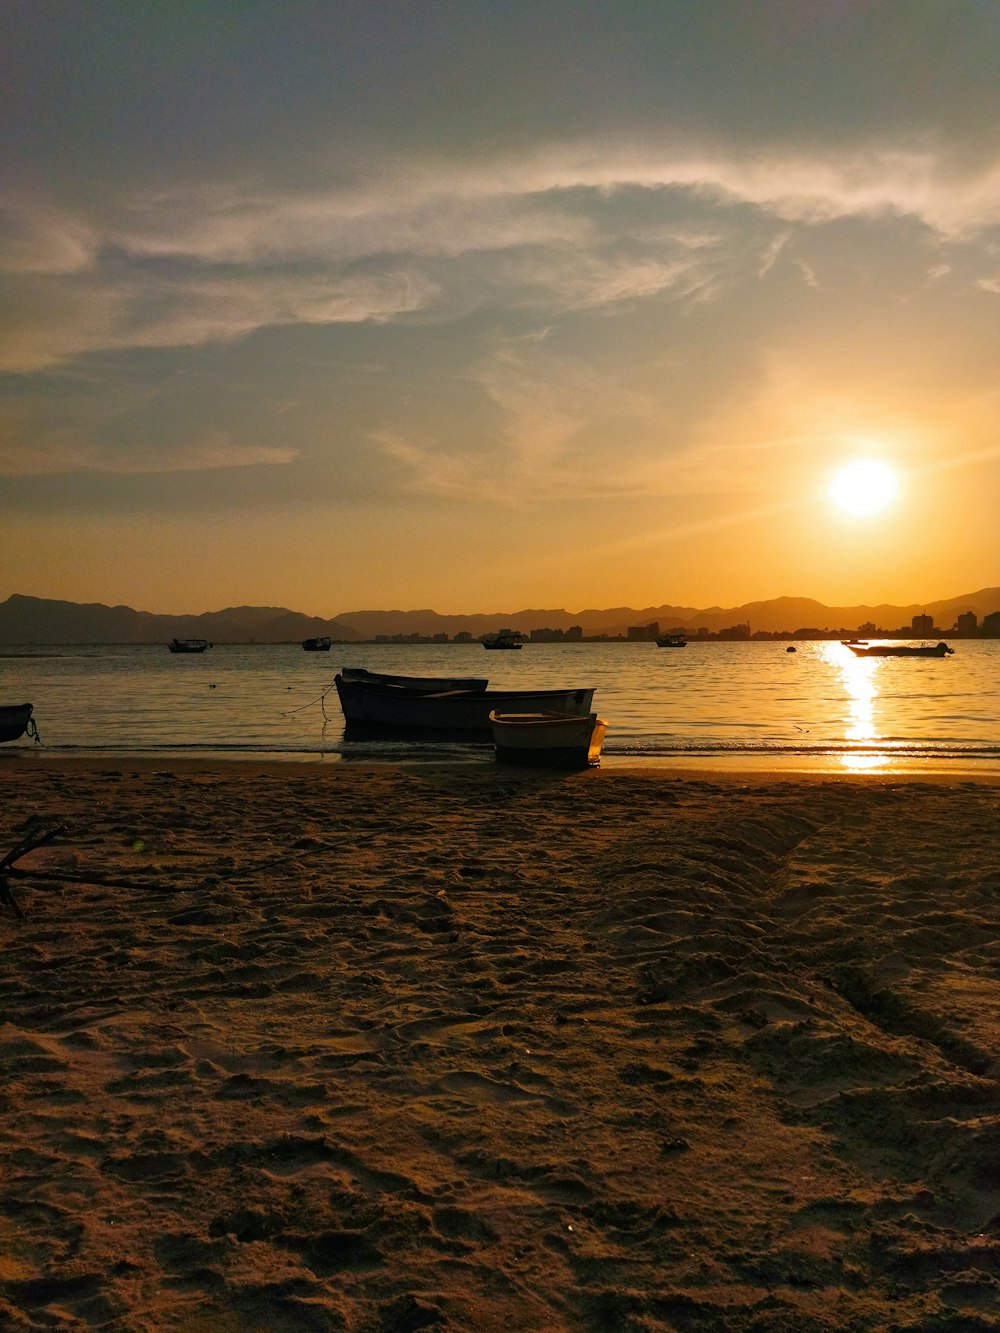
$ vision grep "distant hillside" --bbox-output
[0,595,362,644]
[336,591,1000,638]
[1,589,997,644]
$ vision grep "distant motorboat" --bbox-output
[168,638,211,654]
[489,710,607,769]
[0,703,39,745]
[656,633,687,648]
[844,640,954,658]
[302,636,333,651]
[482,629,524,650]
[335,673,594,735]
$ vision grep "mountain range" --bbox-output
[1,590,998,644]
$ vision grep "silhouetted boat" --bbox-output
[656,633,687,648]
[843,641,954,658]
[340,667,489,692]
[489,710,607,769]
[168,638,211,654]
[0,703,39,744]
[335,673,594,734]
[482,630,524,650]
[302,636,333,651]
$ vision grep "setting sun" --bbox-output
[828,460,899,518]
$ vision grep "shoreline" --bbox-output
[4,745,1000,784]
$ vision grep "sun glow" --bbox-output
[828,459,899,517]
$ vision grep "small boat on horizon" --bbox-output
[482,629,524,650]
[302,636,333,651]
[843,640,954,658]
[0,703,40,745]
[656,633,687,648]
[168,638,211,654]
[489,710,607,769]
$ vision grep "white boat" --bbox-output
[489,710,607,768]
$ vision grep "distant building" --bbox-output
[718,622,751,640]
[565,625,583,641]
[858,621,877,635]
[911,613,934,635]
[982,611,1000,638]
[955,611,978,635]
[627,622,659,641]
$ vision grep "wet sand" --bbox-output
[1,757,999,1330]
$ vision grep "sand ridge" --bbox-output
[1,762,999,1330]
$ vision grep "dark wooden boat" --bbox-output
[489,710,607,769]
[844,640,954,658]
[168,638,211,654]
[335,673,594,734]
[656,633,687,648]
[340,667,489,692]
[482,630,524,650]
[302,636,333,651]
[0,703,39,744]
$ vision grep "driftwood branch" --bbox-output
[0,820,66,918]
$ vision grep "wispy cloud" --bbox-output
[2,136,995,371]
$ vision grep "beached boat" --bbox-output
[340,667,490,692]
[489,710,607,769]
[482,629,524,650]
[302,636,333,651]
[168,638,211,654]
[0,703,39,745]
[656,633,687,648]
[843,641,954,658]
[335,673,594,734]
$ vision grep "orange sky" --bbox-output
[2,3,997,615]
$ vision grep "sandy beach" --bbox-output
[1,756,998,1331]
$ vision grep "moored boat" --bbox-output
[340,667,489,692]
[0,703,40,745]
[302,636,333,651]
[335,673,594,734]
[489,710,607,769]
[482,629,524,650]
[168,638,211,654]
[843,640,954,658]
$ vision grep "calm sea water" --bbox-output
[3,640,999,775]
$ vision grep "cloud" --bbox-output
[0,266,437,372]
[0,408,298,477]
[1,133,995,376]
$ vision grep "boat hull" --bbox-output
[340,668,489,693]
[490,711,607,768]
[335,676,594,734]
[844,642,953,658]
[168,639,211,654]
[302,637,333,651]
[0,703,35,744]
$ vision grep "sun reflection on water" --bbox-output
[823,641,894,773]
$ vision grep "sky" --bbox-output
[1,1,998,617]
